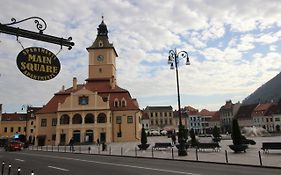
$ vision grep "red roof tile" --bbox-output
[37,80,139,114]
[1,113,27,121]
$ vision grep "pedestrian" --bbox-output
[97,138,100,145]
[69,137,75,152]
[172,134,177,145]
[102,142,106,151]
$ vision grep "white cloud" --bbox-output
[1,0,281,112]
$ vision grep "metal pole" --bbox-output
[109,146,111,155]
[259,151,263,166]
[174,49,187,157]
[17,167,21,175]
[152,148,154,158]
[196,148,198,161]
[8,164,11,175]
[225,150,228,164]
[1,162,4,175]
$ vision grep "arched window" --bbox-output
[114,98,119,107]
[121,98,126,107]
[97,113,107,123]
[60,114,70,125]
[85,113,95,124]
[72,114,82,124]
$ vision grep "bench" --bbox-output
[261,142,281,153]
[152,142,173,150]
[196,142,221,152]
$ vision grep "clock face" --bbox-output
[97,55,104,62]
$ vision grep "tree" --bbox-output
[138,127,150,150]
[189,128,198,147]
[231,119,243,145]
[212,125,221,142]
[141,128,147,145]
[229,119,248,153]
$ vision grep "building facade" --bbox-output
[35,19,142,146]
[219,100,241,134]
[143,106,174,130]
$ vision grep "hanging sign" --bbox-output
[16,47,61,81]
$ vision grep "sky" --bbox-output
[1,0,281,113]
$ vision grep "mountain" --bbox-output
[242,72,281,105]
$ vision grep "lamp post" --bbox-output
[21,105,32,146]
[168,48,190,156]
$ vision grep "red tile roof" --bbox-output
[184,106,199,115]
[37,80,139,114]
[1,113,27,121]
[252,103,273,117]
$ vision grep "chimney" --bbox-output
[61,85,65,92]
[73,77,77,90]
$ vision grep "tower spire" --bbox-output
[97,16,108,37]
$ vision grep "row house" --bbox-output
[143,106,174,130]
[184,106,220,134]
[235,100,281,132]
[252,103,274,131]
[0,105,41,143]
[263,101,281,132]
[199,109,220,134]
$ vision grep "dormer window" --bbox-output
[114,98,119,107]
[121,98,127,107]
[79,96,89,105]
[98,40,103,47]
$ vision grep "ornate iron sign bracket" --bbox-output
[0,17,74,50]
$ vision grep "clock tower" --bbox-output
[86,18,118,86]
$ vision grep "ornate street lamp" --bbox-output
[168,49,190,156]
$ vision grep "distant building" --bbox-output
[141,111,150,130]
[0,106,41,143]
[199,109,220,134]
[252,103,273,131]
[219,100,241,133]
[143,106,174,130]
[265,100,281,132]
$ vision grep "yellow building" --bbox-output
[35,19,142,146]
[0,105,40,144]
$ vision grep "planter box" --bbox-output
[229,144,248,153]
[137,144,150,150]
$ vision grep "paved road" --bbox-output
[0,150,280,175]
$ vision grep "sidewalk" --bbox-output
[28,135,281,168]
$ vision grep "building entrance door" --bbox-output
[100,132,106,143]
[60,134,66,145]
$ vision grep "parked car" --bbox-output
[5,141,23,151]
[150,130,161,136]
[160,130,168,136]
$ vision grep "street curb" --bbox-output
[30,149,281,170]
